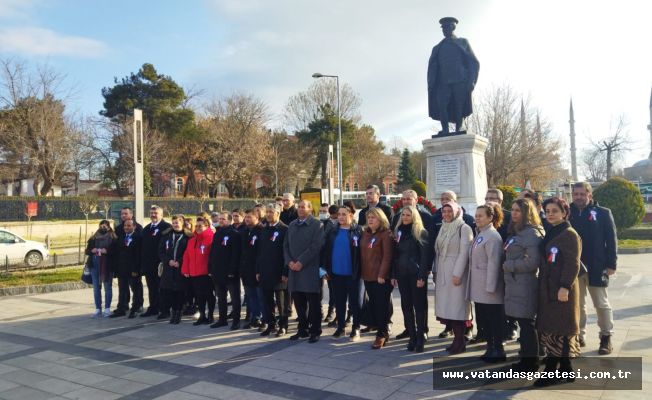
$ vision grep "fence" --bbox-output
[0,196,273,222]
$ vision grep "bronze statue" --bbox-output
[427,17,479,136]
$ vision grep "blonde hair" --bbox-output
[365,207,389,231]
[394,205,427,244]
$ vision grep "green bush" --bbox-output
[593,177,645,233]
[411,180,427,197]
[496,185,517,209]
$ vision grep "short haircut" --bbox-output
[366,184,380,194]
[274,196,283,202]
[328,205,339,215]
[121,207,133,212]
[171,214,185,221]
[283,192,295,201]
[150,205,163,213]
[244,208,255,214]
[572,182,593,194]
[124,219,134,225]
[220,211,233,221]
[298,199,312,209]
[266,203,282,213]
[402,189,418,199]
[232,208,244,216]
[320,203,329,208]
[487,188,504,202]
[542,196,571,220]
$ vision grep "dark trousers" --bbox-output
[473,305,486,338]
[331,274,361,330]
[397,274,428,338]
[214,277,241,322]
[117,275,143,311]
[144,271,160,313]
[435,81,467,130]
[160,289,185,312]
[190,275,215,317]
[263,288,288,328]
[326,279,335,310]
[292,291,322,336]
[515,317,538,358]
[364,280,393,338]
[475,303,505,350]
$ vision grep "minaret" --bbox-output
[520,100,527,147]
[569,99,578,181]
[535,112,542,142]
[648,87,652,159]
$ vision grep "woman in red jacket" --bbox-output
[182,216,215,325]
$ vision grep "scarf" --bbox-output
[435,210,465,259]
[93,230,114,249]
[540,220,570,254]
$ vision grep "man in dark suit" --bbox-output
[114,207,143,237]
[110,219,143,318]
[140,205,171,318]
[280,193,298,225]
[358,185,393,226]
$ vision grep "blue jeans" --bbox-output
[244,286,264,322]
[91,255,113,310]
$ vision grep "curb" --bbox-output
[0,281,90,297]
[618,247,652,254]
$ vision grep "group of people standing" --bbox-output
[84,182,617,387]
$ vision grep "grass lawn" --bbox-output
[618,239,652,249]
[0,266,84,288]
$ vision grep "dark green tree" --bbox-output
[593,177,645,233]
[296,104,356,188]
[397,148,418,190]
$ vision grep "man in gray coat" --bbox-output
[284,200,325,342]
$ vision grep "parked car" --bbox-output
[0,229,49,267]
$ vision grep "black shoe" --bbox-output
[258,323,268,332]
[469,335,486,344]
[361,326,376,333]
[598,335,612,355]
[157,312,170,320]
[415,334,425,353]
[395,329,410,340]
[345,312,352,326]
[193,316,209,326]
[483,348,507,363]
[182,306,196,316]
[579,337,586,347]
[207,314,214,324]
[308,335,320,343]
[230,321,240,330]
[332,328,345,338]
[170,311,181,325]
[276,328,287,337]
[210,320,228,329]
[260,327,274,336]
[349,329,360,342]
[324,310,334,323]
[289,331,309,340]
[140,308,158,317]
[407,337,416,351]
[251,319,262,328]
[243,323,253,329]
[327,320,337,328]
[534,357,560,387]
[109,310,126,318]
[438,329,453,338]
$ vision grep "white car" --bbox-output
[0,229,49,267]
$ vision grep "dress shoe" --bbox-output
[395,329,410,340]
[332,328,345,338]
[157,312,170,320]
[349,329,360,342]
[407,338,416,351]
[275,328,287,337]
[230,321,240,330]
[415,334,426,353]
[207,314,214,324]
[260,327,273,336]
[109,310,126,318]
[323,309,334,323]
[258,323,268,332]
[327,320,337,328]
[193,316,209,326]
[469,335,486,344]
[140,309,158,317]
[289,331,309,340]
[210,319,228,328]
[308,335,320,343]
[361,326,377,333]
[483,348,507,363]
[438,329,453,338]
[371,336,387,349]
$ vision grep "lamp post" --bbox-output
[312,72,343,205]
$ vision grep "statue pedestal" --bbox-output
[422,134,489,214]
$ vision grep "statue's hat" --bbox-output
[439,17,459,25]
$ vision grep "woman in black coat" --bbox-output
[322,204,363,341]
[158,215,191,324]
[240,210,265,329]
[391,206,431,352]
[256,204,289,337]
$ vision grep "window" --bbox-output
[353,183,359,191]
[0,231,16,244]
[345,183,350,191]
[175,178,183,193]
[388,183,394,194]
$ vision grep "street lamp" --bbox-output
[312,72,343,205]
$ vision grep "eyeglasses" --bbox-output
[485,197,499,202]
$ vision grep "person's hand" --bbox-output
[607,268,616,276]
[256,273,260,282]
[294,261,303,271]
[281,276,288,283]
[169,260,175,267]
[100,248,107,255]
[184,274,190,278]
[452,275,462,286]
[378,277,385,285]
[416,279,425,288]
[390,278,397,287]
[558,287,569,302]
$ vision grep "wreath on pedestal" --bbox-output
[392,196,437,214]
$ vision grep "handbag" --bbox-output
[81,256,93,284]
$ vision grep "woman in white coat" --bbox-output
[434,201,473,354]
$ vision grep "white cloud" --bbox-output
[0,0,40,19]
[0,26,108,58]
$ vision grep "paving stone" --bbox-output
[61,386,122,400]
[0,386,53,400]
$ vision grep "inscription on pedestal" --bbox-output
[434,156,461,194]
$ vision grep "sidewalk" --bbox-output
[0,254,649,399]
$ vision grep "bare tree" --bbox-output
[591,115,630,180]
[468,84,565,188]
[581,147,608,182]
[283,79,362,132]
[0,59,78,195]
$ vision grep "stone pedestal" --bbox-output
[422,134,489,214]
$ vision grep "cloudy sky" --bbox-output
[1,0,651,179]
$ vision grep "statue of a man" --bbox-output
[427,17,480,135]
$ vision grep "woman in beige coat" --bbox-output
[434,201,473,354]
[468,203,505,363]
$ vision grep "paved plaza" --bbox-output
[0,253,650,400]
